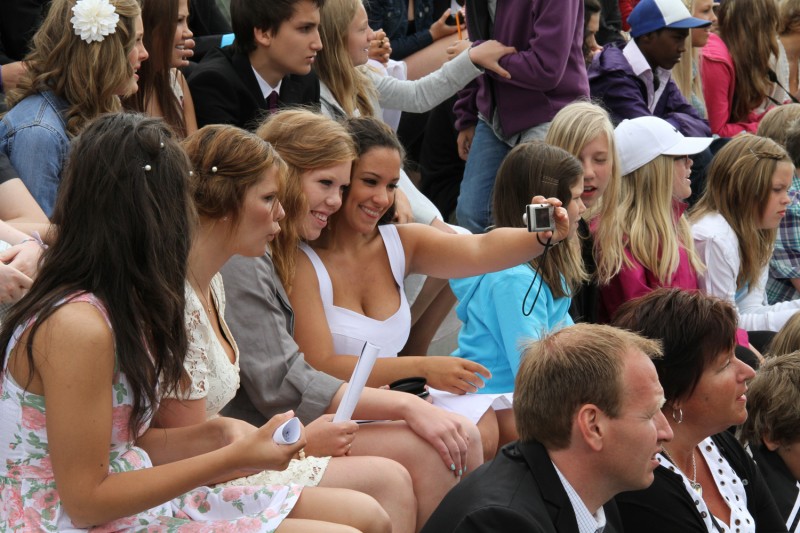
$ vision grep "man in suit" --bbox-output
[188,0,321,130]
[421,323,674,533]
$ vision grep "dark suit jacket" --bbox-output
[420,440,624,533]
[188,45,319,131]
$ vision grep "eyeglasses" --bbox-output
[673,155,691,164]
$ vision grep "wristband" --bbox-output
[19,231,48,249]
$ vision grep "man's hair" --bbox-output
[739,352,800,447]
[231,0,324,53]
[514,323,662,449]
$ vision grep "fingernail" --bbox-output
[450,463,456,471]
[458,468,463,476]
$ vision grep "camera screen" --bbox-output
[535,207,550,227]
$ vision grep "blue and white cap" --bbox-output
[628,0,712,38]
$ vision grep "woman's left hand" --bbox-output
[468,40,517,79]
[403,399,470,476]
[369,29,391,64]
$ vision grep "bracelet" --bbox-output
[19,231,48,249]
[297,448,306,460]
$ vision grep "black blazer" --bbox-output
[420,440,624,533]
[188,45,320,131]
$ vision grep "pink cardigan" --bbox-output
[700,33,769,136]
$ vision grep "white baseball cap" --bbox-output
[628,0,712,38]
[615,116,712,175]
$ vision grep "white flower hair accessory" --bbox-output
[71,0,120,44]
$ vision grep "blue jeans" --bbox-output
[456,120,551,233]
[455,120,510,234]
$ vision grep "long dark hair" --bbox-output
[126,0,187,137]
[0,113,194,437]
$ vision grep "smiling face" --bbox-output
[679,349,755,434]
[343,147,402,234]
[578,133,612,209]
[299,161,352,240]
[229,165,285,257]
[603,351,673,492]
[672,155,693,201]
[119,15,149,95]
[758,161,794,229]
[691,0,716,47]
[639,28,689,70]
[258,0,322,84]
[347,4,373,67]
[171,0,193,68]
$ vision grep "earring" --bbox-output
[672,406,683,424]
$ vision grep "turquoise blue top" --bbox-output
[450,263,573,394]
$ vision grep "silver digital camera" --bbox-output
[523,203,555,232]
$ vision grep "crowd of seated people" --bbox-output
[6,0,800,531]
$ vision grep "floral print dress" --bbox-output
[0,293,302,531]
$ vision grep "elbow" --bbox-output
[61,498,111,529]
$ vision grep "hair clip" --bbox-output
[143,164,152,172]
[541,175,559,188]
[211,166,218,173]
[160,142,165,149]
[188,170,194,177]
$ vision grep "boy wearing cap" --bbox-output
[588,0,711,137]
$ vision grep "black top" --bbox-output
[617,431,788,532]
[569,218,599,323]
[751,445,800,531]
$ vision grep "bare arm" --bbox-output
[401,196,569,278]
[290,251,490,392]
[0,178,49,224]
[36,302,304,528]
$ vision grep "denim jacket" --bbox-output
[366,0,435,60]
[0,90,70,216]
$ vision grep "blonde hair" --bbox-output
[690,134,791,290]
[757,103,800,146]
[779,0,800,35]
[767,313,800,356]
[492,142,588,297]
[317,0,376,117]
[256,110,356,290]
[672,0,707,117]
[6,0,141,137]
[597,155,704,284]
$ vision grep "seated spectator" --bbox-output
[612,289,785,532]
[0,0,47,98]
[420,322,672,532]
[155,123,403,532]
[188,0,320,130]
[187,0,233,62]
[287,117,573,458]
[700,0,786,136]
[0,111,383,532]
[595,116,710,321]
[220,110,486,529]
[589,0,711,137]
[448,141,586,444]
[780,0,800,102]
[740,353,800,531]
[691,134,800,331]
[596,0,624,45]
[759,107,800,304]
[671,0,717,119]
[584,0,604,66]
[545,100,622,324]
[454,0,588,234]
[0,0,148,216]
[125,0,197,138]
[450,142,586,395]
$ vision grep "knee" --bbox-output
[354,492,392,533]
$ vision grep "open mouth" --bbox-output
[360,205,381,218]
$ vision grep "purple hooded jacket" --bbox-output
[588,42,711,137]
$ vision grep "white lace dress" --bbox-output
[175,274,330,486]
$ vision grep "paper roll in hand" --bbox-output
[272,416,302,445]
